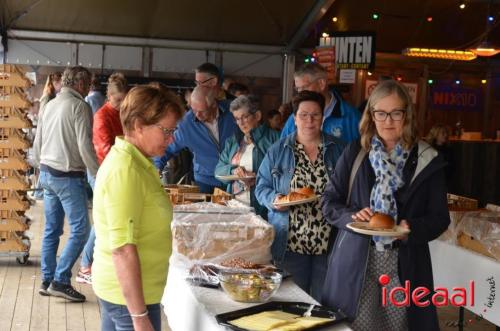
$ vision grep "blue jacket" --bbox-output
[255,133,345,264]
[215,125,280,219]
[154,101,238,187]
[281,89,361,144]
[321,140,450,331]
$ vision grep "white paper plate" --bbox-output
[347,222,410,237]
[216,174,256,181]
[273,195,319,207]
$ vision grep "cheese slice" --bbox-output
[229,310,298,331]
[229,311,332,331]
[269,316,333,331]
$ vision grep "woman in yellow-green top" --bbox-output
[93,84,183,331]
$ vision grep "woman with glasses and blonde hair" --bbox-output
[215,95,279,219]
[322,80,450,331]
[255,91,345,301]
[92,85,183,331]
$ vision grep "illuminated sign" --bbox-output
[319,32,376,70]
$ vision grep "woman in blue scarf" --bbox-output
[322,80,450,331]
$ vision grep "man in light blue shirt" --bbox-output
[85,76,105,115]
[281,63,361,143]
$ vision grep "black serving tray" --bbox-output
[215,301,347,331]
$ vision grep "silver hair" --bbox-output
[61,66,92,88]
[294,62,327,81]
[191,85,217,107]
[229,95,260,114]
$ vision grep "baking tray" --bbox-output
[215,301,347,331]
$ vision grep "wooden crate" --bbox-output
[0,149,30,170]
[164,184,199,195]
[0,86,32,109]
[0,190,30,211]
[447,193,478,210]
[167,189,233,205]
[212,188,233,205]
[0,169,29,190]
[168,192,211,205]
[0,107,33,129]
[0,65,31,88]
[0,128,31,149]
[0,231,29,252]
[0,217,29,232]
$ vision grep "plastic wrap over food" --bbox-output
[171,211,274,270]
[456,211,500,261]
[439,210,471,244]
[173,200,253,214]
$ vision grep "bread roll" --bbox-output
[294,187,315,197]
[368,213,395,229]
[276,187,315,203]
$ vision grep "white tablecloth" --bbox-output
[430,240,500,326]
[162,266,352,331]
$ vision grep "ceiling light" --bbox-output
[372,13,379,20]
[428,79,434,84]
[481,79,487,84]
[402,48,477,61]
[469,40,500,57]
[459,3,466,9]
[455,80,461,85]
[332,17,338,22]
[488,16,494,22]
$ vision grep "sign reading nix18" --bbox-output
[319,32,376,70]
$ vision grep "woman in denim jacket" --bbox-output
[255,91,345,301]
[215,95,280,219]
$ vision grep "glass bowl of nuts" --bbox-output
[218,271,282,303]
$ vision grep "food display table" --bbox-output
[430,240,500,328]
[162,266,352,331]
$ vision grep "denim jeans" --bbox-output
[282,250,328,302]
[81,170,96,269]
[81,227,95,268]
[39,171,90,284]
[98,298,161,331]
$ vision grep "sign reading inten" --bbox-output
[319,32,376,70]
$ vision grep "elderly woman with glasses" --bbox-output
[322,80,450,331]
[93,85,183,331]
[255,91,345,301]
[215,95,279,218]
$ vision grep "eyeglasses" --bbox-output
[234,113,254,123]
[296,112,322,121]
[154,124,177,137]
[371,110,406,122]
[194,76,216,86]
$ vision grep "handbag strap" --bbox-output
[347,149,367,205]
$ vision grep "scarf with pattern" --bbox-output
[369,135,410,250]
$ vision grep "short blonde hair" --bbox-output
[359,80,418,151]
[426,124,449,147]
[120,85,183,134]
[107,72,128,96]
